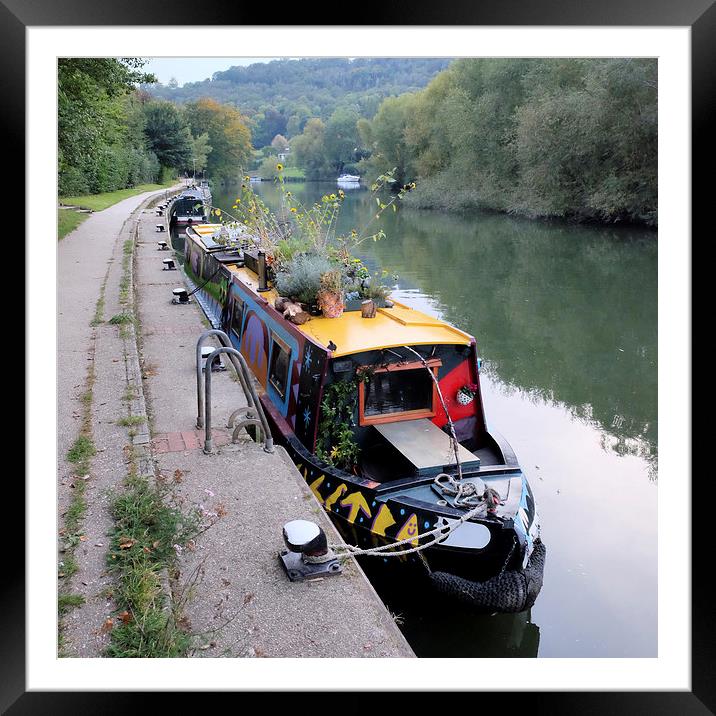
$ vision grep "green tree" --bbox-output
[252,107,288,148]
[190,132,212,174]
[184,98,253,182]
[58,58,157,194]
[357,94,416,184]
[143,100,193,171]
[323,107,361,174]
[291,118,331,179]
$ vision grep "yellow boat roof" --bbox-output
[298,303,471,357]
[190,226,472,357]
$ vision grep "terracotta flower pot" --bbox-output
[317,290,344,319]
[361,299,376,318]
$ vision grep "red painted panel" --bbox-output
[433,359,481,428]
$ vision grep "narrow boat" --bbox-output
[169,183,212,230]
[181,222,546,612]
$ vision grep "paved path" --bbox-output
[57,185,183,655]
[57,187,180,496]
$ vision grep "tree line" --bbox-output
[355,59,658,226]
[62,58,657,226]
[58,59,253,196]
[144,58,450,148]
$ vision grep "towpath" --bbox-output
[57,186,414,658]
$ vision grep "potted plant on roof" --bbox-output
[317,268,344,319]
[274,253,334,322]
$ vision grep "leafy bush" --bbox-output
[274,253,335,305]
[273,237,312,268]
[59,166,90,197]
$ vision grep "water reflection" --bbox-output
[355,555,541,658]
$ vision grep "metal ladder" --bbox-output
[195,330,274,454]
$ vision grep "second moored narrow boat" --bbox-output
[182,222,546,612]
[168,182,212,229]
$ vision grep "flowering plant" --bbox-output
[458,383,479,397]
[456,383,479,405]
[208,165,413,315]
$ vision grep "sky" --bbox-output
[145,57,278,86]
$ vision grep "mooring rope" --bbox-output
[401,345,463,481]
[328,498,484,558]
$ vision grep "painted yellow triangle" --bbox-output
[396,513,419,547]
[339,491,372,524]
[371,504,396,536]
[324,484,347,511]
[309,475,325,504]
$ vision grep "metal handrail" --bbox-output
[199,340,274,454]
[196,329,254,428]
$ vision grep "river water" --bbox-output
[210,180,658,658]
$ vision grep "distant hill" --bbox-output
[143,58,451,144]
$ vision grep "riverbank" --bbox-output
[401,174,658,228]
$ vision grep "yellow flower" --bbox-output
[244,175,250,181]
[286,191,292,197]
[276,163,283,171]
[290,207,297,213]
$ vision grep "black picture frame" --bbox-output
[10,1,707,712]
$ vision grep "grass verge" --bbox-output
[60,179,177,213]
[59,433,95,582]
[117,415,145,427]
[108,313,133,325]
[103,215,202,657]
[58,593,86,615]
[105,469,201,657]
[58,209,90,240]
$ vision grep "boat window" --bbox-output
[269,333,291,399]
[359,360,439,426]
[230,295,244,338]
